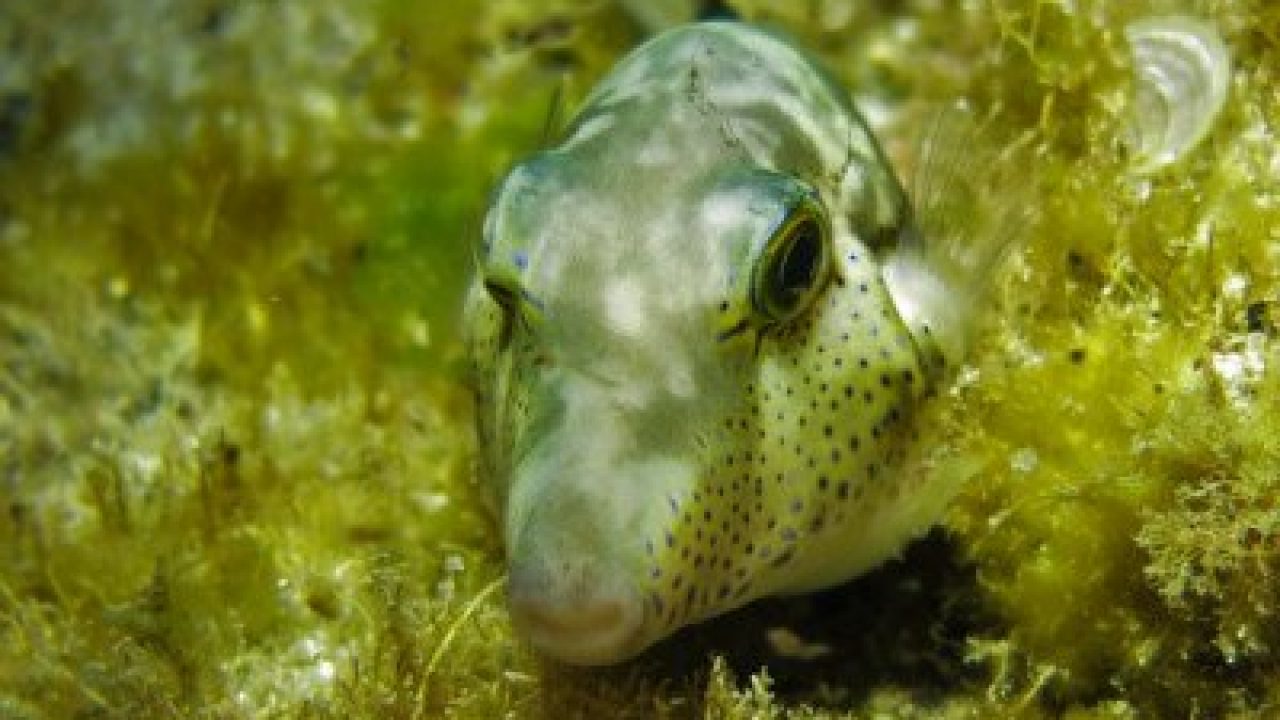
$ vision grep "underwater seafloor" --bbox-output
[2,0,1279,717]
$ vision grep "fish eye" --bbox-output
[751,198,830,324]
[483,276,523,347]
[484,277,519,310]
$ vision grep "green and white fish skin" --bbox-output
[464,21,982,666]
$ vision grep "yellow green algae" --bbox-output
[1,0,1279,718]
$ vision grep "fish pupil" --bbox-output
[772,218,821,308]
[483,279,516,308]
[483,278,521,347]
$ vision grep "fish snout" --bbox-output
[507,555,646,665]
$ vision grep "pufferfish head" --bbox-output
[464,22,936,666]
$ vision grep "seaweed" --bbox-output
[1,0,1278,717]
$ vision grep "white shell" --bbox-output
[1125,15,1231,172]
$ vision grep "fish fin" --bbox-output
[615,0,695,33]
[539,80,566,149]
[697,1,740,22]
[616,0,738,34]
[884,102,1038,368]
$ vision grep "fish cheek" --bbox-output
[621,401,762,637]
[636,310,849,628]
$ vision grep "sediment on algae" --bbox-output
[0,0,1278,718]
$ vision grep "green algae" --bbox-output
[1,0,1279,717]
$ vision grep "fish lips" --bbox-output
[507,552,649,665]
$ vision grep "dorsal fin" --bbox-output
[697,1,739,22]
[539,80,566,149]
[617,0,739,34]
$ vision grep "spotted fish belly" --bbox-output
[465,21,958,665]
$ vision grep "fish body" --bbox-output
[465,21,972,665]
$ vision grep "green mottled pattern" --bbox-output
[465,22,950,665]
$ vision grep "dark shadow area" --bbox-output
[544,529,996,714]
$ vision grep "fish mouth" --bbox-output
[507,562,647,666]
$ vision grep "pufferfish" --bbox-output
[464,20,999,666]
